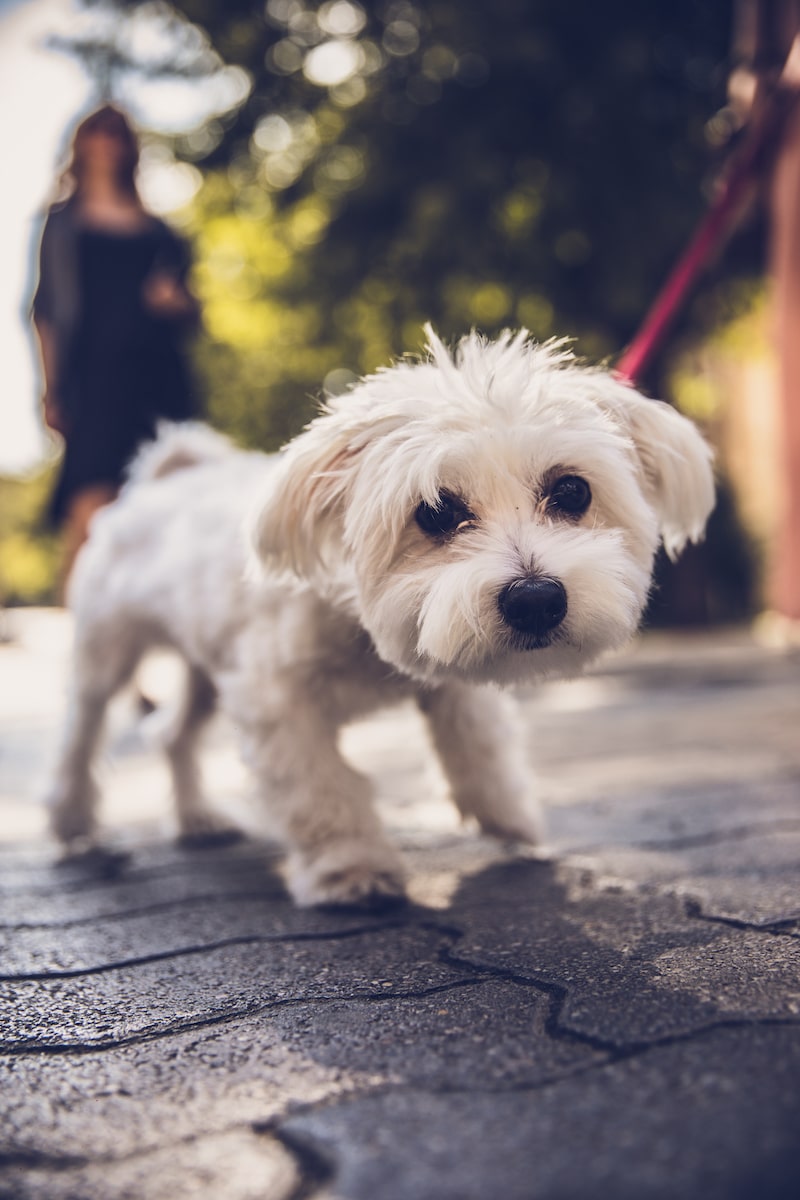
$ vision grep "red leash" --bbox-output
[615,85,798,386]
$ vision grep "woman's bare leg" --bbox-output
[61,484,117,600]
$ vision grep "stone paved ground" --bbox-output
[1,609,799,1200]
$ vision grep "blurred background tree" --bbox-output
[151,0,735,447]
[0,468,59,606]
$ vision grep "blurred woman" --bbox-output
[32,104,200,586]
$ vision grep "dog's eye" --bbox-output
[548,475,592,516]
[414,492,474,537]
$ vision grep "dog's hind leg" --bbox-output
[417,682,544,844]
[163,664,242,845]
[47,622,143,847]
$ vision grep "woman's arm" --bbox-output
[142,270,201,325]
[142,227,201,329]
[31,211,68,434]
[32,316,66,434]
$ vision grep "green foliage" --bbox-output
[158,0,733,448]
[0,468,60,605]
[186,174,342,447]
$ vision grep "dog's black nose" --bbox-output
[498,578,567,638]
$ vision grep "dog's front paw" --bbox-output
[477,800,544,845]
[287,839,407,910]
[47,779,99,846]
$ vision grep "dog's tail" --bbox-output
[127,422,233,485]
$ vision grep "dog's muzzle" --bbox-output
[498,577,567,642]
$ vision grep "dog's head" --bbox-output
[253,329,715,685]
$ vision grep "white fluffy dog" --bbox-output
[47,329,715,907]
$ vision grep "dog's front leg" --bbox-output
[417,682,543,844]
[237,707,406,908]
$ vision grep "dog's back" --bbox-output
[67,424,275,656]
[125,421,233,486]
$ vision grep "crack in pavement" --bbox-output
[0,976,486,1057]
[438,942,800,1060]
[5,908,800,1196]
[5,1014,797,1196]
[682,896,800,938]
[552,868,800,940]
[554,834,800,936]
[256,1003,800,1194]
[0,920,413,982]
[563,864,800,938]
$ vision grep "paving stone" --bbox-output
[0,898,390,976]
[0,1018,368,1163]
[257,975,607,1090]
[547,776,800,855]
[0,921,474,1050]
[0,845,284,922]
[566,829,800,928]
[0,975,604,1165]
[436,859,800,1044]
[279,1025,800,1200]
[0,871,414,977]
[543,773,800,928]
[525,668,800,806]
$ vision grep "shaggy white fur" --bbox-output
[46,328,715,907]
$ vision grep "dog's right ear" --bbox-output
[592,375,716,560]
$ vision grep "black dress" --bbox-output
[39,220,198,524]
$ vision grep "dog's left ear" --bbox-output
[597,379,716,560]
[251,413,358,580]
[251,399,406,580]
